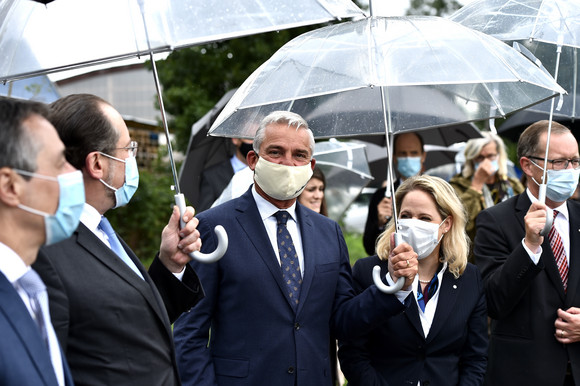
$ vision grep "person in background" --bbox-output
[198,137,254,212]
[449,132,524,259]
[339,175,488,386]
[363,132,426,255]
[474,121,580,385]
[32,94,204,386]
[174,111,417,386]
[0,97,78,385]
[298,166,328,216]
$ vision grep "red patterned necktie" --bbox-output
[549,210,568,292]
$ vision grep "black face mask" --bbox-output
[239,142,253,159]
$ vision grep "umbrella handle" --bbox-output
[372,233,405,294]
[175,193,228,264]
[538,184,554,237]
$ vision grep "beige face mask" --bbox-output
[254,157,313,200]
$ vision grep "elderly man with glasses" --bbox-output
[473,120,580,386]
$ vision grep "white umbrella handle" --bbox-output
[175,193,228,263]
[538,185,554,237]
[372,233,405,294]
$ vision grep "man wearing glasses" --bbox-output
[474,120,580,386]
[32,94,205,386]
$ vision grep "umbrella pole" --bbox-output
[538,41,563,236]
[372,85,405,294]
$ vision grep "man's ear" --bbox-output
[0,167,22,207]
[520,156,534,177]
[310,157,316,170]
[84,151,105,180]
[247,150,258,171]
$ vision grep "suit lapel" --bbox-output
[405,297,425,339]
[295,205,315,315]
[425,271,459,343]
[75,225,171,330]
[236,193,296,310]
[516,194,566,300]
[0,273,59,386]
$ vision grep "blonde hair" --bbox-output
[376,175,469,278]
[461,132,508,180]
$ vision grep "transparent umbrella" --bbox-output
[208,15,564,291]
[450,0,580,234]
[0,0,363,263]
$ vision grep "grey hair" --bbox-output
[0,97,48,175]
[252,111,315,156]
[461,132,508,180]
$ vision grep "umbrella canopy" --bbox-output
[0,74,60,103]
[210,139,373,222]
[209,16,564,140]
[450,0,580,121]
[0,0,364,81]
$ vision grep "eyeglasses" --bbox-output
[527,155,580,170]
[474,153,498,163]
[114,141,139,157]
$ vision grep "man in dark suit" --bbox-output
[174,111,418,386]
[197,138,253,212]
[0,97,75,385]
[474,120,580,385]
[363,132,426,255]
[32,94,205,386]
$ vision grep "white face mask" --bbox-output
[397,218,446,259]
[254,157,313,200]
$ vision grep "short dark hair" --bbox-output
[517,120,571,160]
[0,96,48,173]
[393,131,424,153]
[49,94,119,170]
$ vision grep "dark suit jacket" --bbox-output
[197,158,234,212]
[33,223,204,386]
[173,187,406,386]
[474,193,580,385]
[339,255,487,386]
[0,271,74,386]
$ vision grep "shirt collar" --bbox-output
[525,188,569,220]
[0,242,31,283]
[251,185,297,222]
[80,203,104,233]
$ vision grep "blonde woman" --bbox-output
[449,132,524,250]
[339,175,487,386]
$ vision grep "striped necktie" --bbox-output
[549,210,568,292]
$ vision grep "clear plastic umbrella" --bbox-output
[208,15,565,291]
[451,0,580,234]
[0,0,363,263]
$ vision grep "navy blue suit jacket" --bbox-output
[339,255,488,386]
[0,271,74,386]
[174,188,406,386]
[474,193,580,385]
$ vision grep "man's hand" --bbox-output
[387,233,418,290]
[377,196,394,227]
[523,201,548,253]
[159,205,202,273]
[555,307,580,344]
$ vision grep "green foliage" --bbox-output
[343,231,368,267]
[106,151,176,268]
[407,0,462,16]
[150,25,324,153]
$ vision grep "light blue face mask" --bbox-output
[397,156,422,178]
[530,160,580,202]
[474,159,499,174]
[99,153,139,208]
[16,169,85,245]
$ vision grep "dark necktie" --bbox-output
[275,211,302,309]
[99,217,144,280]
[549,210,568,292]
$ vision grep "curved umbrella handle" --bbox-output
[372,265,405,294]
[175,193,228,263]
[372,233,405,294]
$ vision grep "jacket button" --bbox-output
[287,366,295,374]
[294,323,300,330]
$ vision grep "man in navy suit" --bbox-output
[0,97,75,385]
[474,121,580,385]
[174,111,418,386]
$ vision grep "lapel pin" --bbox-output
[453,285,457,289]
